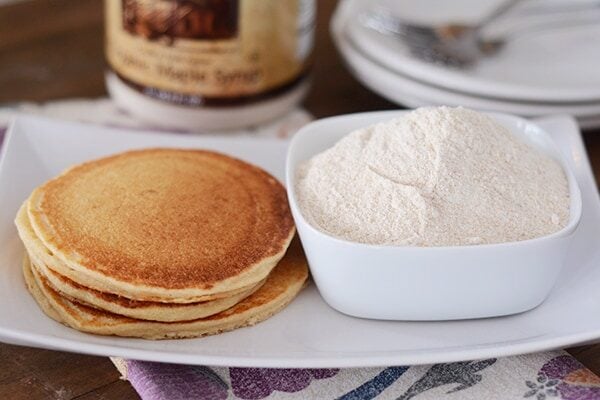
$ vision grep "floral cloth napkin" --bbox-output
[2,99,599,400]
[110,353,600,400]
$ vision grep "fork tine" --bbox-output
[359,10,474,68]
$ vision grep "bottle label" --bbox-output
[105,0,315,105]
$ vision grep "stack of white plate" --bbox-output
[332,0,600,129]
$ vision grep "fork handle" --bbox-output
[477,0,524,30]
[498,15,600,41]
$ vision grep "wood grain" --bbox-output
[0,0,105,103]
[0,343,137,399]
[0,0,598,399]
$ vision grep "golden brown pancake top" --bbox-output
[30,149,295,290]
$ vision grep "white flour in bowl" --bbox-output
[295,107,570,246]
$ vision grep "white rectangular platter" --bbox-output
[0,114,598,368]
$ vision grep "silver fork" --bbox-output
[360,0,597,68]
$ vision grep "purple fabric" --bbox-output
[125,362,340,400]
[228,368,339,399]
[126,361,229,400]
[540,356,600,400]
[542,355,585,380]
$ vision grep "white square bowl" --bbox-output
[286,111,582,320]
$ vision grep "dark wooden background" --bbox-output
[0,1,599,399]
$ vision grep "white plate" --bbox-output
[331,9,600,129]
[1,115,600,368]
[344,0,600,103]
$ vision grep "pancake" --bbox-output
[23,238,309,340]
[22,148,295,302]
[27,252,265,322]
[16,204,260,303]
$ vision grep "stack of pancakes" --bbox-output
[15,149,307,339]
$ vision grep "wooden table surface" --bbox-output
[1,1,599,399]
